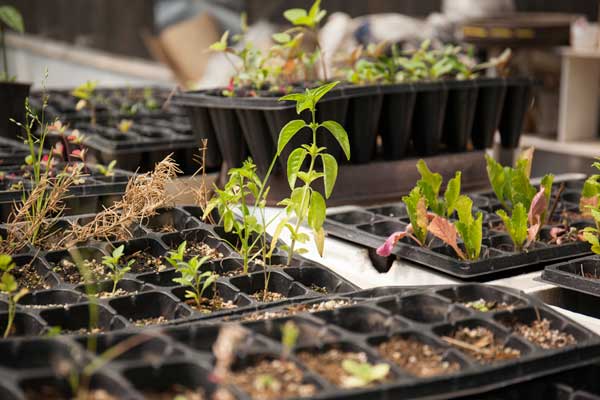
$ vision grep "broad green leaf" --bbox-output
[485,155,507,206]
[403,187,427,245]
[510,164,536,210]
[272,33,291,44]
[497,203,528,250]
[455,195,473,225]
[277,120,306,155]
[321,154,338,199]
[283,8,307,24]
[0,6,24,33]
[310,81,339,105]
[416,159,443,215]
[308,191,326,231]
[540,174,554,203]
[444,171,461,217]
[583,231,600,254]
[321,121,350,160]
[287,148,307,189]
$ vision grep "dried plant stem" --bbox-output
[60,155,181,247]
[192,139,216,224]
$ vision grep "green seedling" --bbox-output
[171,255,217,311]
[416,159,461,218]
[102,245,134,294]
[272,81,350,264]
[254,374,281,392]
[0,254,28,338]
[402,187,429,246]
[281,320,299,359]
[96,160,117,177]
[341,359,390,388]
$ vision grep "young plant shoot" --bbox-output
[0,254,28,338]
[102,245,134,294]
[272,81,351,264]
[281,320,299,360]
[580,161,600,253]
[171,254,218,311]
[341,359,390,388]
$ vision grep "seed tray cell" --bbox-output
[324,187,593,280]
[0,284,599,400]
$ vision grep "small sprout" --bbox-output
[97,160,117,177]
[281,320,299,359]
[254,374,281,392]
[166,241,187,268]
[45,326,62,337]
[102,245,134,294]
[0,254,28,338]
[341,359,390,388]
[118,119,133,133]
[171,254,217,311]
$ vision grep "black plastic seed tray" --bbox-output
[0,163,132,222]
[0,137,33,167]
[28,87,187,123]
[70,120,198,173]
[324,183,593,281]
[174,77,534,173]
[542,255,600,298]
[0,206,359,339]
[0,283,599,400]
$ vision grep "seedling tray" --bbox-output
[174,78,533,172]
[0,284,599,399]
[0,206,359,336]
[542,255,600,298]
[324,180,593,280]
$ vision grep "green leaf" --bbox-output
[209,31,229,51]
[272,33,291,44]
[444,171,461,217]
[287,148,307,189]
[310,81,339,105]
[281,321,299,353]
[497,203,528,250]
[403,187,428,245]
[416,159,443,215]
[308,191,326,231]
[485,154,507,206]
[277,120,306,155]
[321,121,350,160]
[541,174,554,203]
[0,6,24,33]
[283,8,307,24]
[321,154,338,199]
[583,231,600,254]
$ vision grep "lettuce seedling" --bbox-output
[425,196,482,261]
[580,161,600,217]
[403,187,429,246]
[416,159,461,218]
[496,203,528,252]
[341,359,390,388]
[273,81,350,264]
[102,245,134,294]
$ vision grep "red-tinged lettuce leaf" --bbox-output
[377,231,408,257]
[427,216,466,260]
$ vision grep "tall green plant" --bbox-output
[0,5,24,81]
[273,81,350,264]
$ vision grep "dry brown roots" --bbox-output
[1,166,83,255]
[59,155,181,247]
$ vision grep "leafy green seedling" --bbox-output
[497,203,528,252]
[96,160,117,177]
[341,359,390,388]
[403,187,429,246]
[0,5,24,81]
[0,254,28,338]
[272,81,350,264]
[71,80,102,126]
[102,245,134,294]
[254,374,281,392]
[165,241,187,268]
[416,159,461,218]
[454,196,483,260]
[281,320,299,359]
[171,255,217,311]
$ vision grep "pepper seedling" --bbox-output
[102,245,134,294]
[171,255,217,311]
[271,81,351,264]
[0,254,28,338]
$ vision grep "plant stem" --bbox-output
[3,298,15,338]
[0,27,8,80]
[287,109,318,265]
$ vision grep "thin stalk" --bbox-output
[1,27,7,79]
[3,297,15,338]
[287,108,318,265]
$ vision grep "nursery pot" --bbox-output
[208,107,248,170]
[411,81,448,156]
[471,78,506,149]
[378,83,416,160]
[235,108,274,175]
[185,105,222,170]
[498,77,534,149]
[443,79,478,152]
[343,85,383,164]
[0,81,31,139]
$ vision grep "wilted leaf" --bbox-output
[427,216,466,260]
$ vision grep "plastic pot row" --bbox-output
[174,77,535,173]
